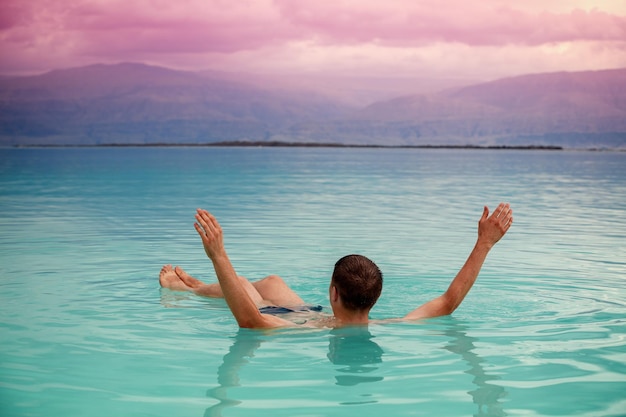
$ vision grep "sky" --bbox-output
[1,0,625,81]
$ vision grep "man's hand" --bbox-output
[478,203,513,249]
[194,209,226,261]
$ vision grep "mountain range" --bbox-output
[1,63,625,149]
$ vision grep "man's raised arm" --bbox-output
[194,209,291,329]
[404,203,513,320]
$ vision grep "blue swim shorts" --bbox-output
[259,305,324,315]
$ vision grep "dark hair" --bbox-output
[331,254,383,311]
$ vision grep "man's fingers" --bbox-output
[492,203,511,219]
[486,203,513,234]
[501,205,513,220]
[497,204,513,231]
[195,209,222,239]
[193,222,205,238]
[205,211,220,231]
[196,209,213,230]
[194,214,212,240]
[194,214,208,234]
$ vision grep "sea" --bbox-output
[0,146,625,417]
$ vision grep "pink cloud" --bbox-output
[0,0,624,76]
[64,0,300,53]
[275,2,626,46]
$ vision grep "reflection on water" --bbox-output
[443,319,507,417]
[204,320,507,416]
[203,328,385,416]
[204,331,260,417]
[327,327,384,386]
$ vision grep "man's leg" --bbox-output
[173,266,266,305]
[251,275,306,307]
[173,266,305,307]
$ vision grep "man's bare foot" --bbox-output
[159,265,193,292]
[174,266,205,289]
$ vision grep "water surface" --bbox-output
[0,147,624,416]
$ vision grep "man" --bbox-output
[159,203,513,328]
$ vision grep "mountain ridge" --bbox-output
[1,63,625,149]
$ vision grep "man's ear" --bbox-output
[330,285,339,303]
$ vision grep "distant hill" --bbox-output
[0,63,351,145]
[1,63,625,149]
[286,68,626,148]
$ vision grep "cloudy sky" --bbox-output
[1,0,625,81]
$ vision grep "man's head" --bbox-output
[330,254,383,313]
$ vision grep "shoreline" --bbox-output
[8,140,625,151]
[11,141,567,150]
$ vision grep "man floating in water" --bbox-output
[159,203,513,328]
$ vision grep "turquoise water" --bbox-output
[0,147,625,417]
